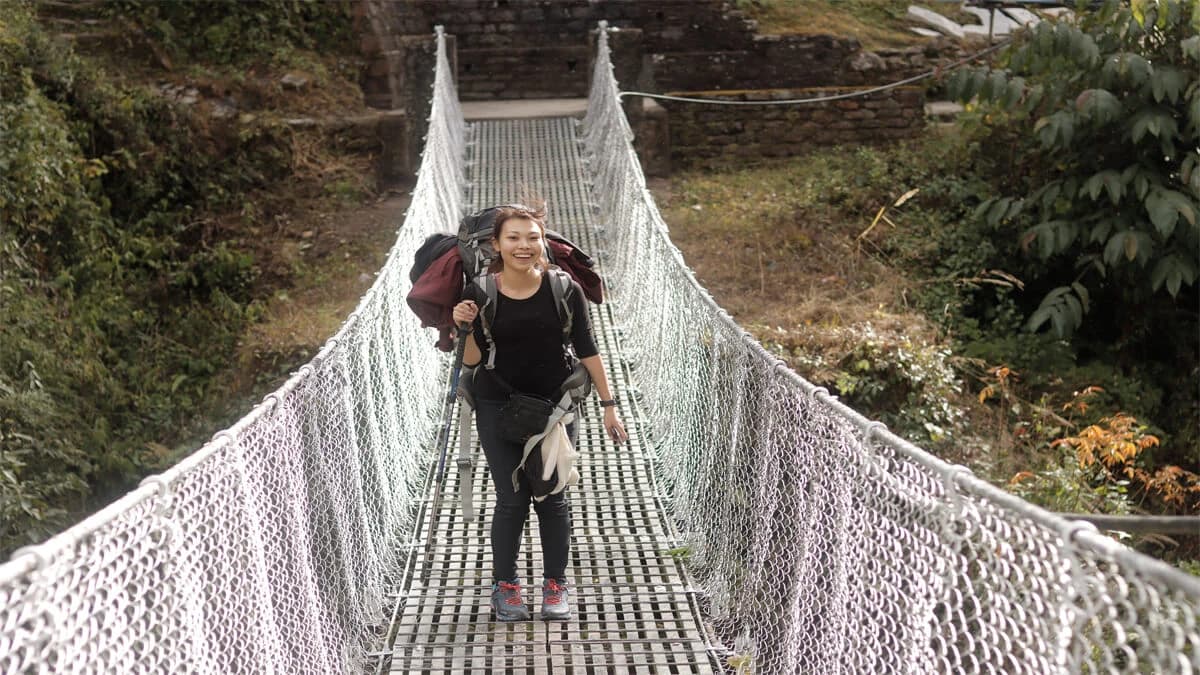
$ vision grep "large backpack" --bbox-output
[455,206,503,280]
[409,206,599,291]
[456,205,597,282]
[407,206,601,352]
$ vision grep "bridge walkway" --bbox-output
[381,116,720,674]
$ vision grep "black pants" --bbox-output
[475,398,573,583]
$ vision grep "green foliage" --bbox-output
[0,364,91,549]
[964,335,1166,424]
[1008,457,1138,516]
[947,0,1200,338]
[829,327,966,449]
[102,0,355,65]
[0,1,306,554]
[664,120,1197,514]
[735,0,963,48]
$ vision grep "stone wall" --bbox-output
[384,0,758,52]
[360,0,760,100]
[352,2,450,178]
[351,0,961,177]
[649,34,859,91]
[660,87,926,167]
[358,0,970,105]
[459,45,592,99]
[648,35,969,92]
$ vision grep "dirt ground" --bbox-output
[645,175,940,384]
[203,184,413,426]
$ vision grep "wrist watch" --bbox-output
[599,399,618,408]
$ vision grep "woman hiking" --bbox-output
[451,202,627,622]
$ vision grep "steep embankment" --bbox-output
[1,0,404,555]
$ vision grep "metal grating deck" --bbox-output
[379,118,720,673]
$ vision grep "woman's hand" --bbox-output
[604,407,627,444]
[452,300,478,328]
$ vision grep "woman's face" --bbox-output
[494,217,543,272]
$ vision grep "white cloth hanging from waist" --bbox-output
[512,390,580,501]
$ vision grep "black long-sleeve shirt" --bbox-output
[470,274,598,401]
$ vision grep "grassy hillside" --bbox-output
[652,134,1198,565]
[739,0,974,48]
[656,0,1200,569]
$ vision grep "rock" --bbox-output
[1041,7,1073,19]
[157,83,202,106]
[906,5,965,39]
[909,27,942,38]
[210,98,237,119]
[281,72,310,90]
[969,6,1022,35]
[1002,8,1041,26]
[925,100,964,121]
[963,7,991,26]
[849,50,885,72]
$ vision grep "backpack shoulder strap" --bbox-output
[547,269,574,347]
[475,273,500,370]
[478,270,575,371]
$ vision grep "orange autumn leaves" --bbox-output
[1036,384,1199,511]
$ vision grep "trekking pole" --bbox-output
[436,324,470,483]
[422,323,469,580]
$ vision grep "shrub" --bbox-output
[0,1,312,554]
[947,0,1200,337]
[102,0,355,65]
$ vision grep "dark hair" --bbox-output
[488,200,550,273]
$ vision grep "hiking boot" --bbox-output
[491,580,531,621]
[541,578,571,621]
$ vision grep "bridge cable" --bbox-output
[617,38,1013,106]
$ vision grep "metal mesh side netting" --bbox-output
[582,20,1199,675]
[0,27,466,675]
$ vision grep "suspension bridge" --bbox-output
[2,24,1197,675]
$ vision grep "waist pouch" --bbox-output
[498,393,557,444]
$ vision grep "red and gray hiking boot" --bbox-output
[491,580,531,622]
[541,578,571,621]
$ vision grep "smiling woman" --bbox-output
[490,211,551,277]
[450,201,627,622]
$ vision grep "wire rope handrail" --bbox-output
[584,18,1199,675]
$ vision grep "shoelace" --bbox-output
[498,581,523,606]
[544,579,564,604]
